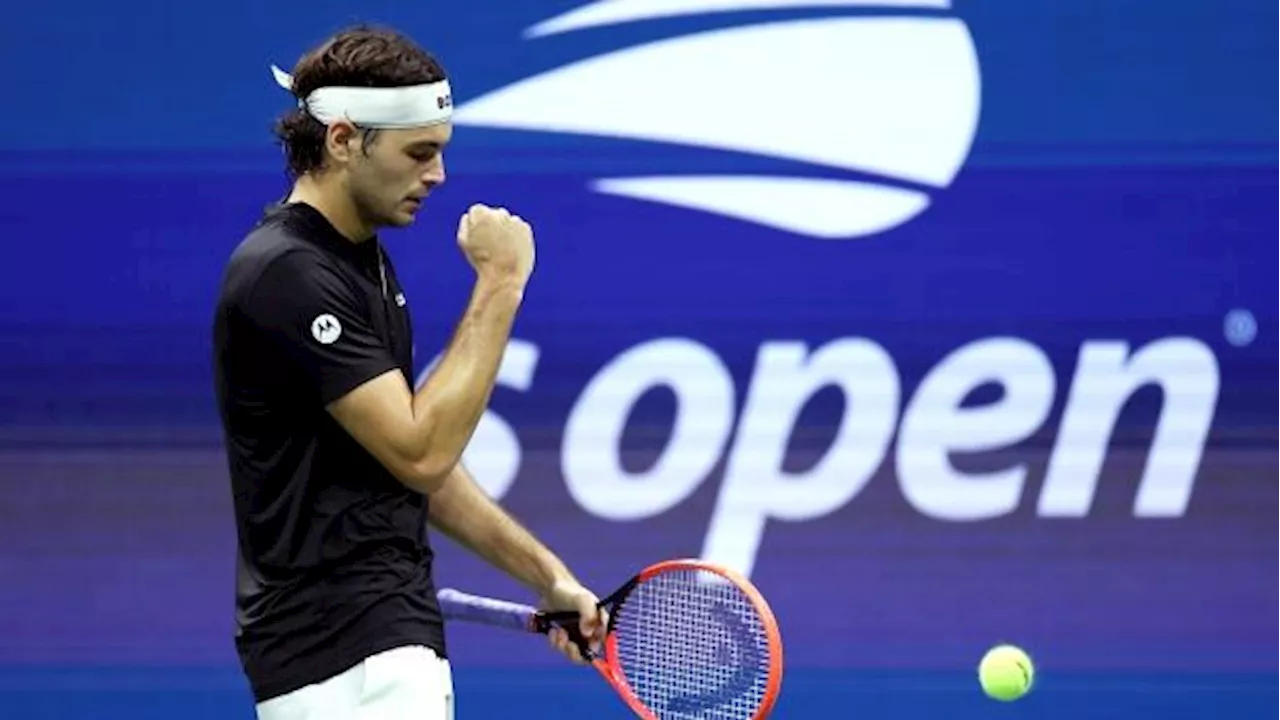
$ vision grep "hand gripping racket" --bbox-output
[437,558,784,719]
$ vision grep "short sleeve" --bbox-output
[244,249,400,405]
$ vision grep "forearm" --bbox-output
[428,464,575,594]
[408,279,523,479]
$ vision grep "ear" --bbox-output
[324,121,360,166]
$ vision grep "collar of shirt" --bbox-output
[268,202,382,268]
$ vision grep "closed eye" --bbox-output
[405,141,442,163]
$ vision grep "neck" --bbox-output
[287,173,375,242]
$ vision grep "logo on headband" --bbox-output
[270,65,455,129]
[449,1,982,240]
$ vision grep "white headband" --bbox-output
[270,65,454,129]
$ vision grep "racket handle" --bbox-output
[437,588,598,662]
[437,588,539,633]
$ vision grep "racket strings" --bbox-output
[613,568,771,719]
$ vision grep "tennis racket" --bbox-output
[437,558,784,719]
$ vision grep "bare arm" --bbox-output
[430,463,609,664]
[427,463,576,594]
[325,203,535,495]
[327,279,522,494]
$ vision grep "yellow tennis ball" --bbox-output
[978,644,1034,701]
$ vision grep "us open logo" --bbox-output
[450,0,982,239]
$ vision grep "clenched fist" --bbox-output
[456,204,535,286]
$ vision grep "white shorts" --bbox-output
[255,645,454,720]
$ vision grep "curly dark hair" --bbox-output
[273,25,448,178]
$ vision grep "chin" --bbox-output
[385,211,417,228]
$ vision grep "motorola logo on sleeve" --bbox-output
[311,313,342,345]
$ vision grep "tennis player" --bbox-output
[212,25,605,719]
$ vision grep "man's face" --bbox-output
[345,123,452,229]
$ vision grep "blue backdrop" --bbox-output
[0,1,1275,718]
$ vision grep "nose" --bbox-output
[422,157,445,187]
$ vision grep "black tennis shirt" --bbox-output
[212,202,447,702]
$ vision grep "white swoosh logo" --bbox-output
[453,12,980,238]
[527,0,952,37]
[593,176,929,238]
[455,18,978,185]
